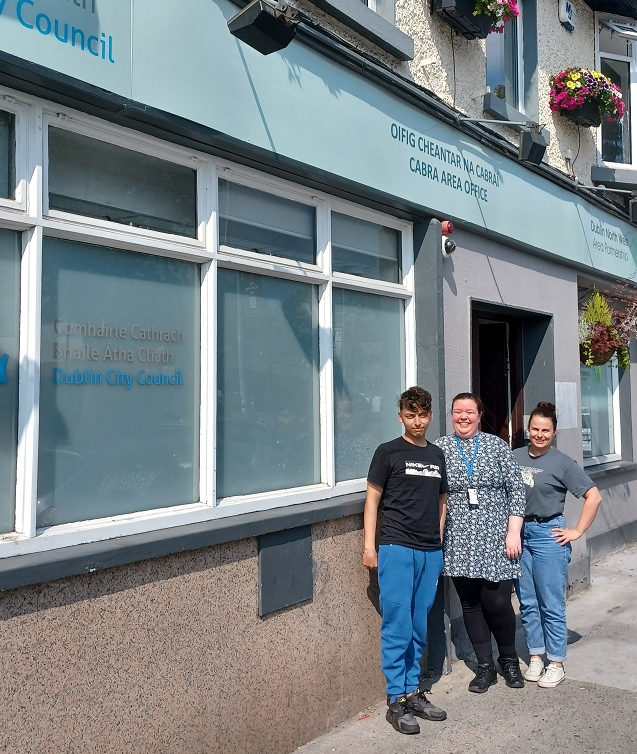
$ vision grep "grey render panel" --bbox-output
[591,165,637,190]
[258,525,313,615]
[522,314,555,414]
[413,218,446,438]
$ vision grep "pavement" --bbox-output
[296,544,637,754]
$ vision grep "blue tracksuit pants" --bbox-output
[377,544,444,701]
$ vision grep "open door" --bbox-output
[472,309,524,448]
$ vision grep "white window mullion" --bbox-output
[612,362,622,457]
[402,228,416,388]
[199,160,217,506]
[15,225,42,537]
[318,201,334,487]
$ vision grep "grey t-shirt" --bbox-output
[512,446,594,517]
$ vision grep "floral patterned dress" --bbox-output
[434,432,526,581]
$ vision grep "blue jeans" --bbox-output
[378,544,444,701]
[514,515,572,663]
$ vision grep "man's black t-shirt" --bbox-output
[367,436,448,551]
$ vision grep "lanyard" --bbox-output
[454,432,480,485]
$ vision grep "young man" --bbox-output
[363,386,448,735]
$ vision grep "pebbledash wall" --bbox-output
[0,2,636,753]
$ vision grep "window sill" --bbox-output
[227,0,414,61]
[482,93,550,145]
[0,492,365,592]
[591,165,637,192]
[586,460,637,481]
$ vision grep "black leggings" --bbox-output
[452,577,517,662]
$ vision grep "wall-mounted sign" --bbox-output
[559,0,576,32]
[0,0,132,95]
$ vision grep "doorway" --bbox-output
[472,308,524,448]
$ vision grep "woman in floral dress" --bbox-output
[435,392,526,693]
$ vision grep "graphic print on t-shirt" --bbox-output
[519,466,543,487]
[405,461,442,478]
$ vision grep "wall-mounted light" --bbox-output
[518,128,548,166]
[458,117,549,166]
[228,0,299,55]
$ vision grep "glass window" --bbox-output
[48,128,197,237]
[217,269,320,498]
[599,24,632,57]
[601,58,632,164]
[218,180,316,264]
[332,213,400,282]
[486,20,521,109]
[580,362,619,461]
[37,239,200,527]
[0,110,15,200]
[0,230,20,533]
[333,289,404,481]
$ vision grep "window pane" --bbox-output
[486,22,519,108]
[580,363,616,459]
[601,58,631,164]
[0,230,20,533]
[38,239,200,527]
[599,25,632,56]
[217,270,319,497]
[333,289,404,481]
[218,180,316,264]
[48,128,197,237]
[0,110,15,200]
[332,213,400,282]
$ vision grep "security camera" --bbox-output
[442,237,456,257]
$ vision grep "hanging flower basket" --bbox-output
[563,100,602,128]
[579,291,628,368]
[579,341,616,366]
[549,68,625,126]
[433,0,518,40]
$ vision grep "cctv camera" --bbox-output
[442,237,456,257]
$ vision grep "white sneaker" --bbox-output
[524,656,545,682]
[537,664,566,688]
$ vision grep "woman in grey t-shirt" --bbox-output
[513,402,602,689]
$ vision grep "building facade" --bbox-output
[0,1,636,752]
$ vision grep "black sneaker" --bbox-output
[498,656,525,688]
[408,687,447,721]
[468,663,498,693]
[386,695,420,734]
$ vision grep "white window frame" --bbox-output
[0,85,416,559]
[0,94,30,217]
[581,358,622,467]
[595,13,637,169]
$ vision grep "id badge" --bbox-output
[468,488,479,507]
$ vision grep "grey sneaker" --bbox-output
[386,695,420,734]
[408,687,447,721]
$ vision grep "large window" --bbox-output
[580,361,621,464]
[38,240,200,526]
[0,90,414,559]
[333,289,404,481]
[48,127,198,237]
[597,17,635,166]
[217,270,320,498]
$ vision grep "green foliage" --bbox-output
[583,289,612,327]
